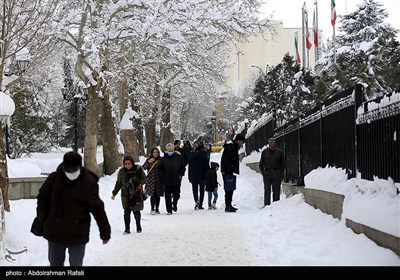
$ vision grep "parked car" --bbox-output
[211,141,224,153]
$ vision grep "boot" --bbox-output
[225,206,236,212]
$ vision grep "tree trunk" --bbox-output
[145,119,156,156]
[180,102,190,139]
[160,87,174,150]
[83,86,100,176]
[0,123,10,213]
[118,79,140,162]
[100,87,121,175]
[120,129,139,162]
[132,100,145,157]
[145,86,159,155]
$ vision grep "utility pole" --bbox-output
[237,50,243,97]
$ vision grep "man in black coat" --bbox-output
[159,143,186,215]
[220,134,246,212]
[36,151,111,266]
[259,137,285,207]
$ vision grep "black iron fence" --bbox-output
[244,84,400,185]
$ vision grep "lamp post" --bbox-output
[251,64,265,76]
[61,85,87,152]
[3,51,30,157]
[211,115,216,143]
[237,51,243,97]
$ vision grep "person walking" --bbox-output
[205,162,220,210]
[143,147,163,215]
[112,155,147,234]
[259,137,285,207]
[220,134,246,212]
[159,143,186,215]
[35,151,111,266]
[188,144,210,210]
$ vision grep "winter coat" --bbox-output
[142,156,164,197]
[259,148,285,172]
[112,164,147,210]
[36,164,111,245]
[159,152,185,187]
[205,162,219,192]
[188,150,209,182]
[220,140,240,175]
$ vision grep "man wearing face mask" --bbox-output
[159,143,186,215]
[35,151,111,266]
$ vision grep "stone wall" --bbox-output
[246,162,400,257]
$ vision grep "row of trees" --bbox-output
[0,0,274,211]
[237,0,399,127]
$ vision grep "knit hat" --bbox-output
[174,140,181,145]
[63,151,82,172]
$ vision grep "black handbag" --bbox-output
[30,217,43,236]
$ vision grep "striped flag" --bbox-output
[313,9,318,47]
[331,0,337,26]
[295,32,301,64]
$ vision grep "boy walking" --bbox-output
[205,162,220,210]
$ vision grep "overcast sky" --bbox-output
[261,0,400,40]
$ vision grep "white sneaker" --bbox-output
[150,210,155,215]
[211,203,217,209]
[194,201,199,210]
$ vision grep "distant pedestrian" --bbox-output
[259,137,285,207]
[220,133,246,212]
[182,140,192,165]
[174,139,186,197]
[159,143,186,215]
[112,155,147,234]
[205,162,220,210]
[143,147,163,215]
[35,151,111,266]
[188,144,210,210]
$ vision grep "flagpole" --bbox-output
[302,2,306,69]
[331,0,337,64]
[314,0,319,62]
[305,8,310,69]
[333,25,336,64]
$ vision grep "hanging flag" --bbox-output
[331,0,337,26]
[304,8,312,49]
[313,9,318,47]
[294,32,301,65]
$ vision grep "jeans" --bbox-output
[191,179,205,206]
[48,241,86,266]
[207,190,218,206]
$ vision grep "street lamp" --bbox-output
[61,85,87,152]
[2,48,30,157]
[211,115,216,143]
[237,51,243,97]
[251,64,265,76]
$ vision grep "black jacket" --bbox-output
[205,162,219,192]
[220,140,240,175]
[188,150,209,182]
[259,148,285,172]
[159,152,185,186]
[36,164,111,245]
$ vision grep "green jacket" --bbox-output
[112,164,147,210]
